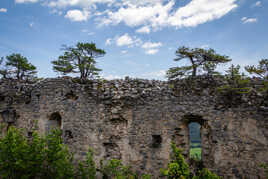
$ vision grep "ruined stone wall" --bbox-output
[0,77,268,178]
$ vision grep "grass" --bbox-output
[190,142,201,160]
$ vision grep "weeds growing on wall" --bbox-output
[0,127,220,179]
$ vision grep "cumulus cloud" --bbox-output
[43,0,238,29]
[136,26,151,34]
[145,49,159,55]
[142,42,162,55]
[142,42,162,49]
[105,34,142,47]
[241,17,258,24]
[116,33,142,47]
[65,9,90,21]
[100,0,237,30]
[16,0,38,3]
[0,8,7,13]
[105,34,162,54]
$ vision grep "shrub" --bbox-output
[77,148,97,179]
[161,142,191,179]
[99,159,135,179]
[0,127,74,179]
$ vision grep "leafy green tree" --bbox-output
[100,159,135,179]
[5,53,37,80]
[52,42,106,80]
[166,47,231,80]
[41,130,74,179]
[161,142,191,179]
[77,148,97,179]
[0,127,74,179]
[223,64,250,92]
[193,168,220,179]
[245,59,268,79]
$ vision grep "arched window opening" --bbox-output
[189,122,201,160]
[46,112,62,134]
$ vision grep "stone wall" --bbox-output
[0,77,268,178]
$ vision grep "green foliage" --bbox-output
[0,127,74,179]
[2,53,37,80]
[100,159,135,179]
[245,59,268,79]
[217,65,251,107]
[141,174,151,179]
[0,127,221,179]
[52,42,105,80]
[161,142,191,179]
[42,130,74,179]
[162,143,220,179]
[77,148,97,179]
[193,168,220,179]
[190,148,201,161]
[167,47,231,80]
[261,163,268,178]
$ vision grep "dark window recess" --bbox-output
[28,131,33,138]
[46,112,62,134]
[152,135,162,148]
[64,130,73,139]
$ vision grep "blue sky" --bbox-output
[0,0,267,80]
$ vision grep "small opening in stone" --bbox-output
[28,131,33,138]
[64,130,73,139]
[46,112,62,134]
[189,122,202,160]
[152,135,162,148]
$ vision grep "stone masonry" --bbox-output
[0,76,268,178]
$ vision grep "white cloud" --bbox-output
[15,0,38,3]
[100,0,237,30]
[167,0,237,28]
[241,17,258,24]
[142,42,162,49]
[65,9,90,22]
[136,26,151,34]
[115,33,142,47]
[43,0,238,30]
[105,38,112,45]
[121,50,128,54]
[145,49,159,55]
[47,0,115,8]
[141,42,162,55]
[253,1,261,7]
[0,8,7,13]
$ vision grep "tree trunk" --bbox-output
[192,67,197,77]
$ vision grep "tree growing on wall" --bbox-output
[52,42,106,80]
[245,59,268,79]
[166,47,231,80]
[1,53,37,80]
